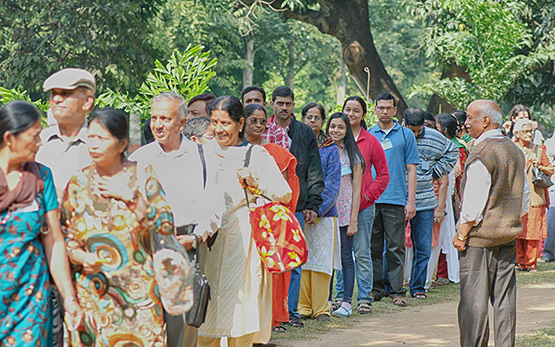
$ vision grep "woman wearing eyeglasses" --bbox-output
[513,118,554,272]
[243,103,300,337]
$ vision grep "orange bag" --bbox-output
[246,186,308,274]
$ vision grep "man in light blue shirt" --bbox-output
[368,92,419,307]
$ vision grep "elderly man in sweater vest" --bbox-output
[453,100,530,347]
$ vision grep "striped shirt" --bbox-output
[414,127,458,211]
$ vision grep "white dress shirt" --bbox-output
[129,136,224,241]
[460,129,530,226]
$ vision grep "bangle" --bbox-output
[457,233,467,241]
[64,296,77,305]
[125,189,139,206]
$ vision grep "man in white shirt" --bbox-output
[453,100,530,347]
[129,92,224,347]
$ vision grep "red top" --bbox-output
[357,128,389,210]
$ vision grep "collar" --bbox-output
[372,120,401,134]
[154,134,192,158]
[416,126,426,139]
[475,129,503,145]
[268,114,294,129]
[44,124,88,144]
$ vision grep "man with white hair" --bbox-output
[129,92,224,347]
[453,100,530,347]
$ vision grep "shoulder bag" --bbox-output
[531,145,553,188]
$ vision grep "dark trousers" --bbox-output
[50,286,64,347]
[371,203,407,298]
[458,242,517,347]
[338,226,354,303]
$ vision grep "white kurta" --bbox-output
[199,144,291,340]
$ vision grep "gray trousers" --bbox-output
[458,242,517,347]
[371,204,407,298]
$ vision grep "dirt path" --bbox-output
[280,284,555,346]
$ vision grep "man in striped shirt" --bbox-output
[403,107,458,299]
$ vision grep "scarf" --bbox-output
[0,162,44,212]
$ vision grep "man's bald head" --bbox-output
[465,99,503,139]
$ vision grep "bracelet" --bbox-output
[457,233,467,241]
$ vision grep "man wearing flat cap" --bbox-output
[36,68,95,195]
[35,68,96,347]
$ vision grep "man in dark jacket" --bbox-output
[269,86,324,327]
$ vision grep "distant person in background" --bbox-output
[505,104,544,145]
[513,119,553,272]
[241,85,289,149]
[299,103,340,322]
[187,93,216,119]
[542,131,555,263]
[143,118,155,144]
[452,110,473,154]
[183,116,212,144]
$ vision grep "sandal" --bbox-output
[357,302,373,314]
[288,317,304,327]
[392,296,407,307]
[412,292,427,299]
[370,292,383,302]
[331,305,352,317]
[272,325,287,333]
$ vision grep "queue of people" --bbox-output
[0,67,551,347]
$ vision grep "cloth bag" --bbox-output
[150,231,194,315]
[243,146,308,274]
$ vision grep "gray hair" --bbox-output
[183,117,211,139]
[151,92,187,120]
[513,118,533,133]
[479,104,503,126]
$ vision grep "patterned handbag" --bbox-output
[243,146,308,274]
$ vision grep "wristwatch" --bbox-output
[457,233,467,241]
[192,235,199,250]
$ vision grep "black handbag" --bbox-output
[531,146,553,188]
[185,248,211,328]
[184,144,212,328]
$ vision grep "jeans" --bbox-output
[544,191,555,260]
[337,226,355,303]
[334,205,376,303]
[408,209,434,296]
[288,212,305,319]
[371,204,407,298]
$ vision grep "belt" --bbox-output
[176,224,197,236]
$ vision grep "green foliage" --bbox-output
[0,87,49,126]
[407,0,555,109]
[96,45,217,121]
[0,1,163,97]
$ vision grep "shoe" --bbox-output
[331,305,352,317]
[392,296,408,307]
[315,314,330,321]
[299,314,309,320]
[370,292,383,302]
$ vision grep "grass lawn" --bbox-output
[271,261,555,343]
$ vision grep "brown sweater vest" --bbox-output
[461,136,525,247]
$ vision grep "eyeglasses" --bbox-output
[247,118,267,125]
[304,115,322,121]
[376,106,394,112]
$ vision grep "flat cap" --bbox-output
[43,68,96,93]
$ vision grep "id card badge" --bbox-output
[421,161,430,170]
[381,138,393,151]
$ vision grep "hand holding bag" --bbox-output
[243,146,308,274]
[531,145,553,188]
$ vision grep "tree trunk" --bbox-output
[286,37,296,90]
[336,57,347,105]
[267,0,409,116]
[426,63,470,114]
[243,34,254,89]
